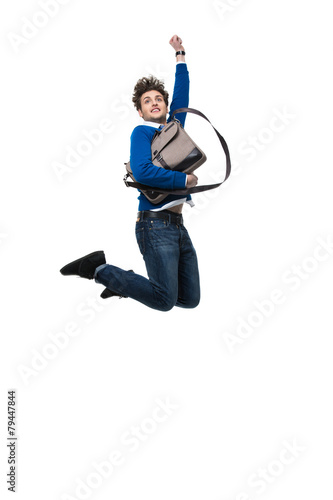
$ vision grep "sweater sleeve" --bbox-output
[168,63,190,126]
[130,126,187,189]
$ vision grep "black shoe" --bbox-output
[60,251,106,280]
[100,269,134,299]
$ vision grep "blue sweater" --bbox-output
[130,63,191,211]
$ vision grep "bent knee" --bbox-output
[159,299,177,312]
[156,292,200,312]
[155,293,177,312]
[186,297,200,309]
[178,294,200,309]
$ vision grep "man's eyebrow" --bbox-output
[143,94,163,100]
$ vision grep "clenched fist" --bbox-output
[169,35,185,52]
[186,173,198,188]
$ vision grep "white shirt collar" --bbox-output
[141,120,166,129]
[142,120,161,128]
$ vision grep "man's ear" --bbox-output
[138,108,143,118]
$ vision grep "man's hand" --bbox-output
[169,35,185,52]
[186,174,198,188]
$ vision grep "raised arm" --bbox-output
[167,35,189,127]
[169,35,198,188]
[130,35,197,190]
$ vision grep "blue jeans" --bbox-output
[94,213,200,311]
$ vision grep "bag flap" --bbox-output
[151,121,180,158]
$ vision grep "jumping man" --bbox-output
[60,35,200,312]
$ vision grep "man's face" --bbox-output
[138,90,168,124]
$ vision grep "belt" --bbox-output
[137,210,183,226]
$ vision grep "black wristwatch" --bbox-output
[175,51,186,57]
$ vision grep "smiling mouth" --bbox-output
[151,108,160,113]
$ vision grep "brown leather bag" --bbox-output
[123,107,231,204]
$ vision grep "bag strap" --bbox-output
[171,107,231,183]
[124,174,222,196]
[124,107,231,196]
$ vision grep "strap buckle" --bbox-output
[123,173,130,187]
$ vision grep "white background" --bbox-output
[1,0,333,499]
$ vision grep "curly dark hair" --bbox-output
[132,75,169,111]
